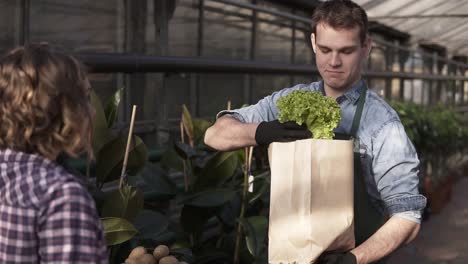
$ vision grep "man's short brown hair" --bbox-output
[0,44,93,160]
[311,0,368,44]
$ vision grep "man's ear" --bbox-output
[364,36,373,58]
[311,33,317,54]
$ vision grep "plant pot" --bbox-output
[464,159,468,176]
[424,175,454,214]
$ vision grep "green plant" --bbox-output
[391,101,467,187]
[88,89,171,263]
[91,89,148,187]
[169,105,270,264]
[85,95,271,263]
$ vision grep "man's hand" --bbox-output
[348,216,421,264]
[317,252,357,264]
[254,120,312,145]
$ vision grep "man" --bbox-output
[0,44,108,263]
[204,0,426,263]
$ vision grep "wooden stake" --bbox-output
[248,146,254,192]
[248,146,254,169]
[234,146,254,264]
[180,121,185,144]
[119,105,137,189]
[181,121,189,192]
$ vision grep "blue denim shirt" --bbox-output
[218,80,427,223]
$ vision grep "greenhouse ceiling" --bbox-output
[352,0,468,56]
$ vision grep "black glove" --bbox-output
[317,252,357,264]
[255,120,312,145]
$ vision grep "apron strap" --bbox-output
[350,85,367,137]
[333,84,367,141]
[328,82,386,262]
[351,84,386,255]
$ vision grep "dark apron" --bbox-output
[335,85,386,263]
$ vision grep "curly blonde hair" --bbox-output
[0,43,93,160]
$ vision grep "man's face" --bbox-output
[312,23,371,93]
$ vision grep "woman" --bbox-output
[0,44,108,263]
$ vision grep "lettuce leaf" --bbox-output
[276,90,341,139]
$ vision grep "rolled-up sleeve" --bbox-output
[216,84,311,123]
[394,210,422,224]
[216,93,278,123]
[371,120,427,216]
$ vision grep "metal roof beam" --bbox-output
[385,0,446,28]
[263,0,319,11]
[435,22,468,40]
[387,0,446,16]
[208,0,311,24]
[361,0,387,10]
[77,53,468,80]
[400,1,468,32]
[373,14,468,19]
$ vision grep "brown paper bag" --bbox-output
[268,138,355,264]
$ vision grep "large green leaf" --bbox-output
[125,136,148,174]
[248,172,270,205]
[101,185,144,222]
[174,141,197,160]
[95,135,148,184]
[85,180,106,212]
[239,216,268,257]
[140,162,177,198]
[101,217,138,246]
[192,254,231,264]
[160,147,184,172]
[237,148,247,164]
[193,118,212,145]
[182,104,194,142]
[216,193,241,228]
[180,205,218,241]
[250,170,271,184]
[105,88,123,128]
[195,151,239,190]
[181,189,236,207]
[169,248,195,264]
[133,210,169,240]
[91,91,112,156]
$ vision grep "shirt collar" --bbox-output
[318,81,326,96]
[319,79,365,105]
[0,148,52,165]
[342,80,365,105]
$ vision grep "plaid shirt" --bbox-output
[0,149,108,263]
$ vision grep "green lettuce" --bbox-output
[276,90,341,139]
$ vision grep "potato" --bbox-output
[124,258,138,264]
[159,255,179,264]
[128,246,146,259]
[138,254,157,264]
[153,245,170,260]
